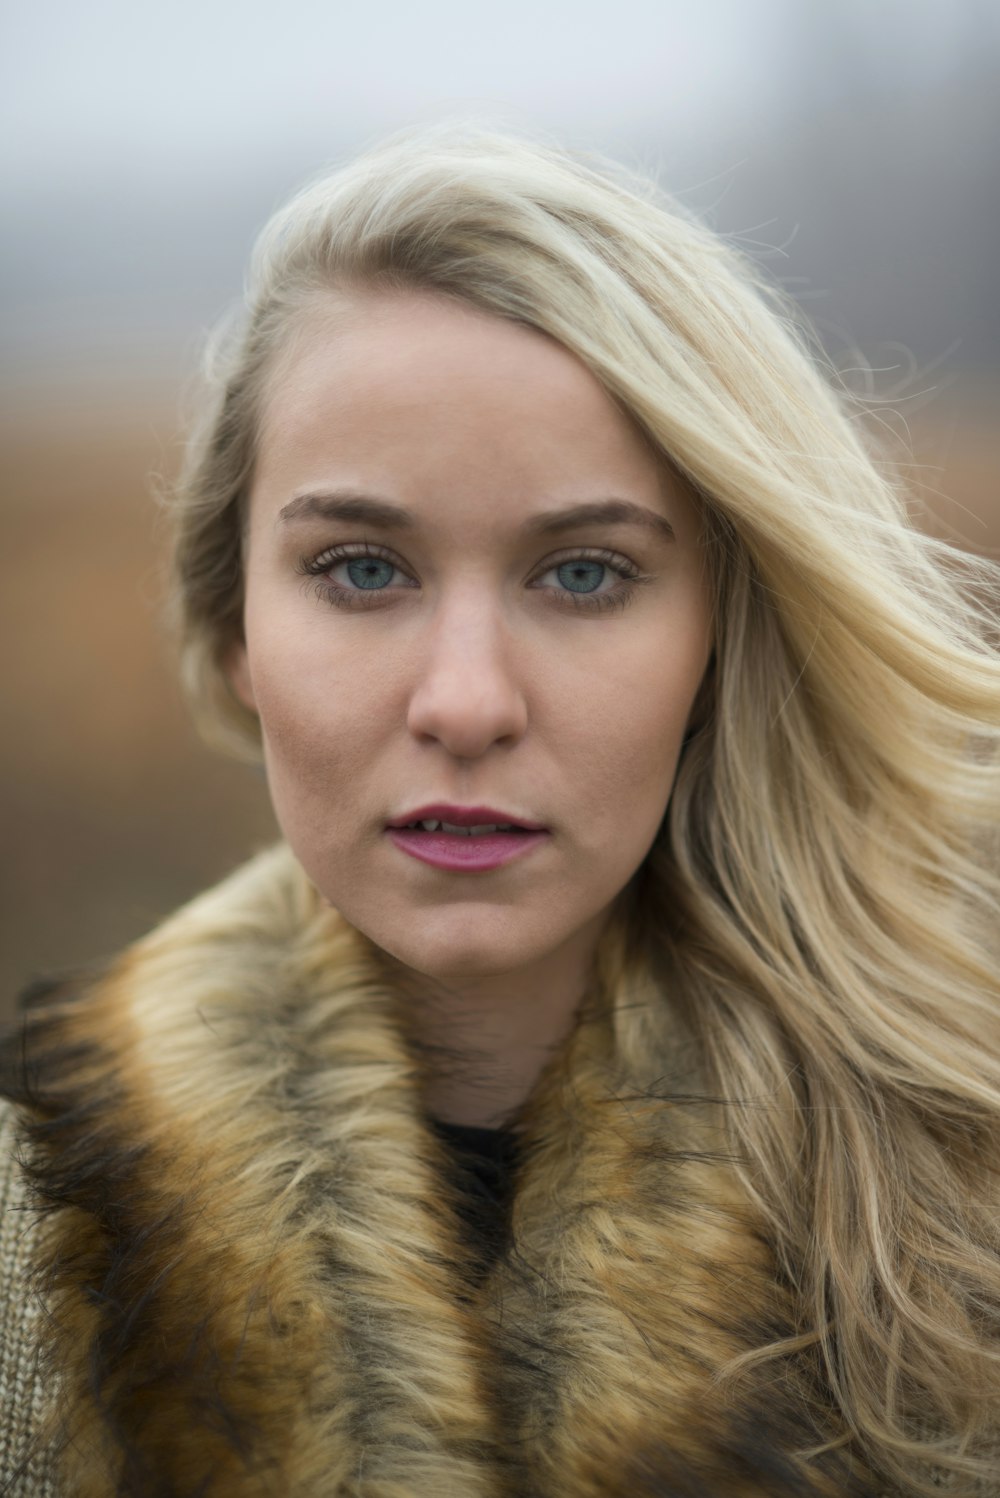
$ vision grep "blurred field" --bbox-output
[1,391,278,1026]
[1,382,998,1026]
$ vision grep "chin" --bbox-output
[382,931,528,988]
[355,909,551,991]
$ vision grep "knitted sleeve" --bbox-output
[0,1099,57,1498]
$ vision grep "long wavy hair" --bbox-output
[168,124,1000,1492]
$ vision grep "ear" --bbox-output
[225,640,258,714]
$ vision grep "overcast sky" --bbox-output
[3,0,999,385]
[5,0,995,176]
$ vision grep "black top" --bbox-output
[431,1118,520,1277]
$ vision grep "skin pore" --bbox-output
[229,288,712,1126]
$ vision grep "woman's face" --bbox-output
[231,289,712,991]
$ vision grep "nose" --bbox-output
[405,590,529,759]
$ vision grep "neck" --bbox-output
[418,992,577,1128]
[382,929,607,1129]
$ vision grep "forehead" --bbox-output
[250,288,692,537]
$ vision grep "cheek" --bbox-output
[568,613,709,799]
[242,617,396,810]
[583,684,691,842]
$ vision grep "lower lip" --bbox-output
[385,827,550,871]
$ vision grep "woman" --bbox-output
[1,126,998,1497]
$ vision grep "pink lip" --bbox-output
[385,826,550,872]
[386,803,547,831]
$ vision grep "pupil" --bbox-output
[558,560,604,594]
[348,558,393,590]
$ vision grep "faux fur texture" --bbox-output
[1,845,887,1497]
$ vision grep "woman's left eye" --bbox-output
[534,555,634,608]
[533,548,655,613]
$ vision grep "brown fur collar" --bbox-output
[3,845,883,1497]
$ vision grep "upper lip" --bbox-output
[386,803,548,831]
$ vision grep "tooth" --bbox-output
[405,818,522,834]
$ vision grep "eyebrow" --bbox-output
[277,491,676,542]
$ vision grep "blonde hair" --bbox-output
[169,124,1000,1491]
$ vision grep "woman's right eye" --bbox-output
[299,544,415,609]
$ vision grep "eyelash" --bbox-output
[298,543,653,615]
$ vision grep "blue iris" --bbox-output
[556,560,604,594]
[347,558,395,590]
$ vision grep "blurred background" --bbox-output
[2,0,998,1022]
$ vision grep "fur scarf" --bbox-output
[1,843,886,1497]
